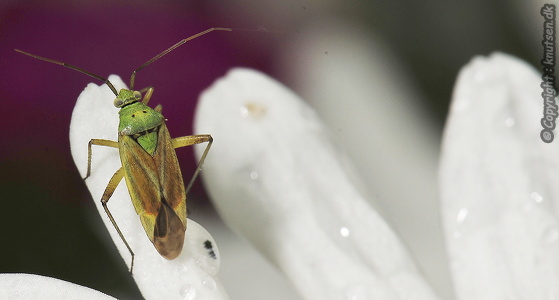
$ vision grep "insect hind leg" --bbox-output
[100,167,136,274]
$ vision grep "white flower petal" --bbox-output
[0,274,114,299]
[440,53,559,299]
[280,22,448,297]
[69,75,228,300]
[195,68,439,300]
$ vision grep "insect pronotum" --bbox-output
[16,27,231,274]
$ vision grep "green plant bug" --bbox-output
[16,27,232,274]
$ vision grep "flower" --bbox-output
[3,52,550,300]
[440,53,559,299]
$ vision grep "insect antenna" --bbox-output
[15,49,119,96]
[129,27,232,90]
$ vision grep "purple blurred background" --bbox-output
[0,0,537,298]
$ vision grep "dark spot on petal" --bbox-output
[204,240,217,259]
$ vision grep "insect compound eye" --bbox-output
[113,98,124,107]
[133,91,142,100]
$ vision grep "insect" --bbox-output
[16,27,231,273]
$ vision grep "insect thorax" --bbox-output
[118,102,165,155]
[118,102,164,135]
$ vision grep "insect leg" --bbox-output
[171,134,213,194]
[154,104,162,113]
[138,86,154,105]
[100,167,136,274]
[86,139,119,179]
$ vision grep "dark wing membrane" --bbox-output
[153,122,187,227]
[153,202,186,259]
[119,134,162,242]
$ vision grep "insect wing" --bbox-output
[118,134,162,243]
[152,122,187,259]
[119,122,187,259]
[153,122,187,226]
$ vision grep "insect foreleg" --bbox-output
[171,134,213,194]
[86,139,119,179]
[100,167,136,274]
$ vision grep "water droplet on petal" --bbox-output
[456,208,468,224]
[177,264,189,273]
[179,284,197,300]
[250,171,258,180]
[177,264,190,280]
[201,274,217,291]
[239,105,249,118]
[345,284,368,300]
[340,226,350,237]
[531,192,543,203]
